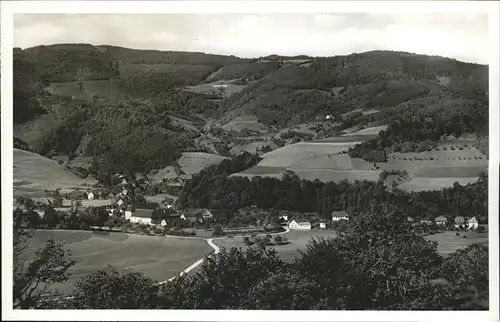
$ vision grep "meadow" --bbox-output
[13,149,96,197]
[214,229,338,262]
[27,230,212,294]
[424,231,488,256]
[177,152,229,175]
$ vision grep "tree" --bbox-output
[273,235,283,244]
[243,236,252,246]
[213,224,223,236]
[13,211,75,308]
[69,266,159,309]
[161,247,285,309]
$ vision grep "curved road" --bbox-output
[159,227,290,284]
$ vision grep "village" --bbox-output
[15,169,485,239]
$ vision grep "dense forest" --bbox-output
[177,157,488,223]
[349,103,488,162]
[14,203,488,310]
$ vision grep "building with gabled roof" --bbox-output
[288,219,311,230]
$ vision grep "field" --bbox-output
[386,146,487,191]
[397,177,480,192]
[13,149,96,197]
[27,230,212,294]
[149,166,179,183]
[289,154,376,170]
[213,229,338,262]
[424,231,488,256]
[183,82,246,99]
[177,152,229,175]
[257,142,359,167]
[342,125,388,136]
[221,115,270,133]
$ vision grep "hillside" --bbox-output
[13,45,488,184]
[217,51,488,129]
[13,148,96,198]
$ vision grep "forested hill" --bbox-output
[219,50,488,127]
[13,44,489,180]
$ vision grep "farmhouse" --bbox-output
[454,216,465,229]
[288,220,311,230]
[467,217,478,230]
[87,192,95,200]
[332,210,349,222]
[126,203,163,225]
[435,216,448,226]
[319,222,327,229]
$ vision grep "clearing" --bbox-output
[213,229,338,262]
[27,230,212,295]
[177,152,230,175]
[424,231,488,256]
[13,149,96,197]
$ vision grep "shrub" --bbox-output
[250,233,257,238]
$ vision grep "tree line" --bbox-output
[177,161,487,223]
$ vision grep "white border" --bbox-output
[1,1,499,321]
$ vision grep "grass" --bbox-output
[213,229,338,262]
[414,166,486,178]
[230,141,278,155]
[289,154,375,170]
[258,142,359,167]
[290,169,382,183]
[27,230,212,295]
[342,125,388,136]
[397,177,480,192]
[177,152,229,175]
[221,116,271,133]
[424,231,488,256]
[13,149,96,196]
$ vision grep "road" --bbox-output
[158,227,290,284]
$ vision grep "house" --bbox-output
[319,222,327,229]
[182,208,213,221]
[279,215,288,222]
[87,192,95,200]
[467,217,479,230]
[69,190,87,200]
[127,203,163,225]
[407,217,414,223]
[288,219,311,230]
[454,216,465,229]
[332,210,349,222]
[435,216,448,226]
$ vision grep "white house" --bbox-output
[319,222,327,229]
[332,211,349,222]
[467,217,479,230]
[288,220,311,230]
[325,115,332,120]
[87,192,94,200]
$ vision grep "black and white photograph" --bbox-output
[1,1,499,321]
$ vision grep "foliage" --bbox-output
[68,266,160,309]
[13,210,75,309]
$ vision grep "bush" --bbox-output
[250,233,257,238]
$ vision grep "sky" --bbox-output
[14,13,489,64]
